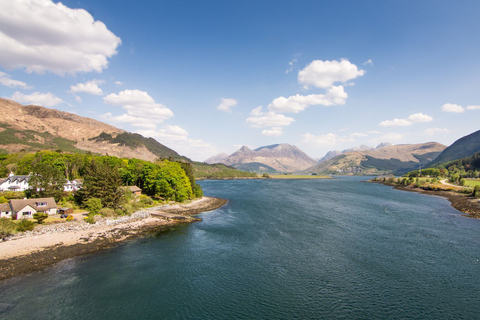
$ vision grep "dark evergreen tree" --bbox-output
[26,162,65,201]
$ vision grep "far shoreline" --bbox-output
[372,180,480,218]
[0,196,227,281]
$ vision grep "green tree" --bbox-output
[85,198,102,215]
[33,212,48,224]
[25,162,66,201]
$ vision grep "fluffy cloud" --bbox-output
[407,113,433,123]
[217,98,238,112]
[0,71,29,88]
[467,105,480,110]
[137,125,219,161]
[262,127,283,137]
[246,106,295,128]
[298,59,365,89]
[302,133,338,146]
[441,103,464,113]
[267,85,347,113]
[379,118,413,127]
[10,91,63,107]
[0,0,121,75]
[379,113,433,127]
[362,59,373,66]
[103,89,174,126]
[69,80,104,95]
[424,127,450,136]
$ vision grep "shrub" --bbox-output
[85,198,102,215]
[98,208,116,217]
[473,185,480,198]
[16,219,35,232]
[66,215,73,221]
[0,218,16,237]
[84,215,96,224]
[33,212,48,224]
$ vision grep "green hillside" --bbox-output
[193,162,258,179]
[428,129,480,166]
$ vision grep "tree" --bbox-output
[78,160,124,209]
[33,212,48,224]
[26,162,66,201]
[85,198,102,215]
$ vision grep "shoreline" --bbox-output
[373,181,480,218]
[0,196,227,281]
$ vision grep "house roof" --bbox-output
[0,203,11,212]
[5,175,30,183]
[127,186,142,192]
[10,198,57,212]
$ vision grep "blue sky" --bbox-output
[0,0,479,161]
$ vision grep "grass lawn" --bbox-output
[269,175,331,179]
[465,179,480,188]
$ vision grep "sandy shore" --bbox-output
[0,197,227,281]
[374,181,480,218]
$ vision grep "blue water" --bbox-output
[1,177,480,319]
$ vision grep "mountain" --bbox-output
[305,142,446,175]
[427,129,480,167]
[317,142,392,163]
[204,153,229,164]
[0,97,187,162]
[217,143,318,173]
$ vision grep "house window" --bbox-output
[36,202,47,206]
[23,212,32,216]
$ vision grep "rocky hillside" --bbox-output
[210,144,318,173]
[204,153,229,164]
[0,97,186,162]
[305,142,446,175]
[427,129,480,167]
[318,143,392,162]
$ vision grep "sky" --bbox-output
[0,0,479,161]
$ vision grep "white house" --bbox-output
[9,198,58,220]
[0,173,82,193]
[0,203,12,219]
[0,173,31,192]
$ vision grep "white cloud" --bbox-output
[103,89,174,126]
[137,125,219,161]
[379,118,412,127]
[267,85,347,113]
[262,127,283,137]
[285,55,299,74]
[407,113,433,123]
[69,80,104,95]
[466,105,480,110]
[10,91,63,107]
[441,103,464,113]
[298,59,365,89]
[424,127,450,136]
[217,98,237,112]
[114,81,123,87]
[0,71,29,88]
[302,133,338,146]
[379,112,433,127]
[0,0,121,75]
[362,59,373,66]
[246,106,295,128]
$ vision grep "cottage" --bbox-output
[0,203,12,219]
[10,198,57,220]
[0,173,31,192]
[64,179,82,192]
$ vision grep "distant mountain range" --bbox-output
[205,144,318,173]
[0,97,187,162]
[317,143,392,162]
[305,142,446,175]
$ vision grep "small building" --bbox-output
[10,198,57,220]
[58,207,74,215]
[127,186,142,195]
[0,203,12,219]
[64,179,82,192]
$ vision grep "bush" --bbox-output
[474,185,480,198]
[0,218,16,237]
[33,212,48,224]
[85,198,102,215]
[98,208,116,217]
[84,215,96,224]
[66,215,73,221]
[16,219,35,232]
